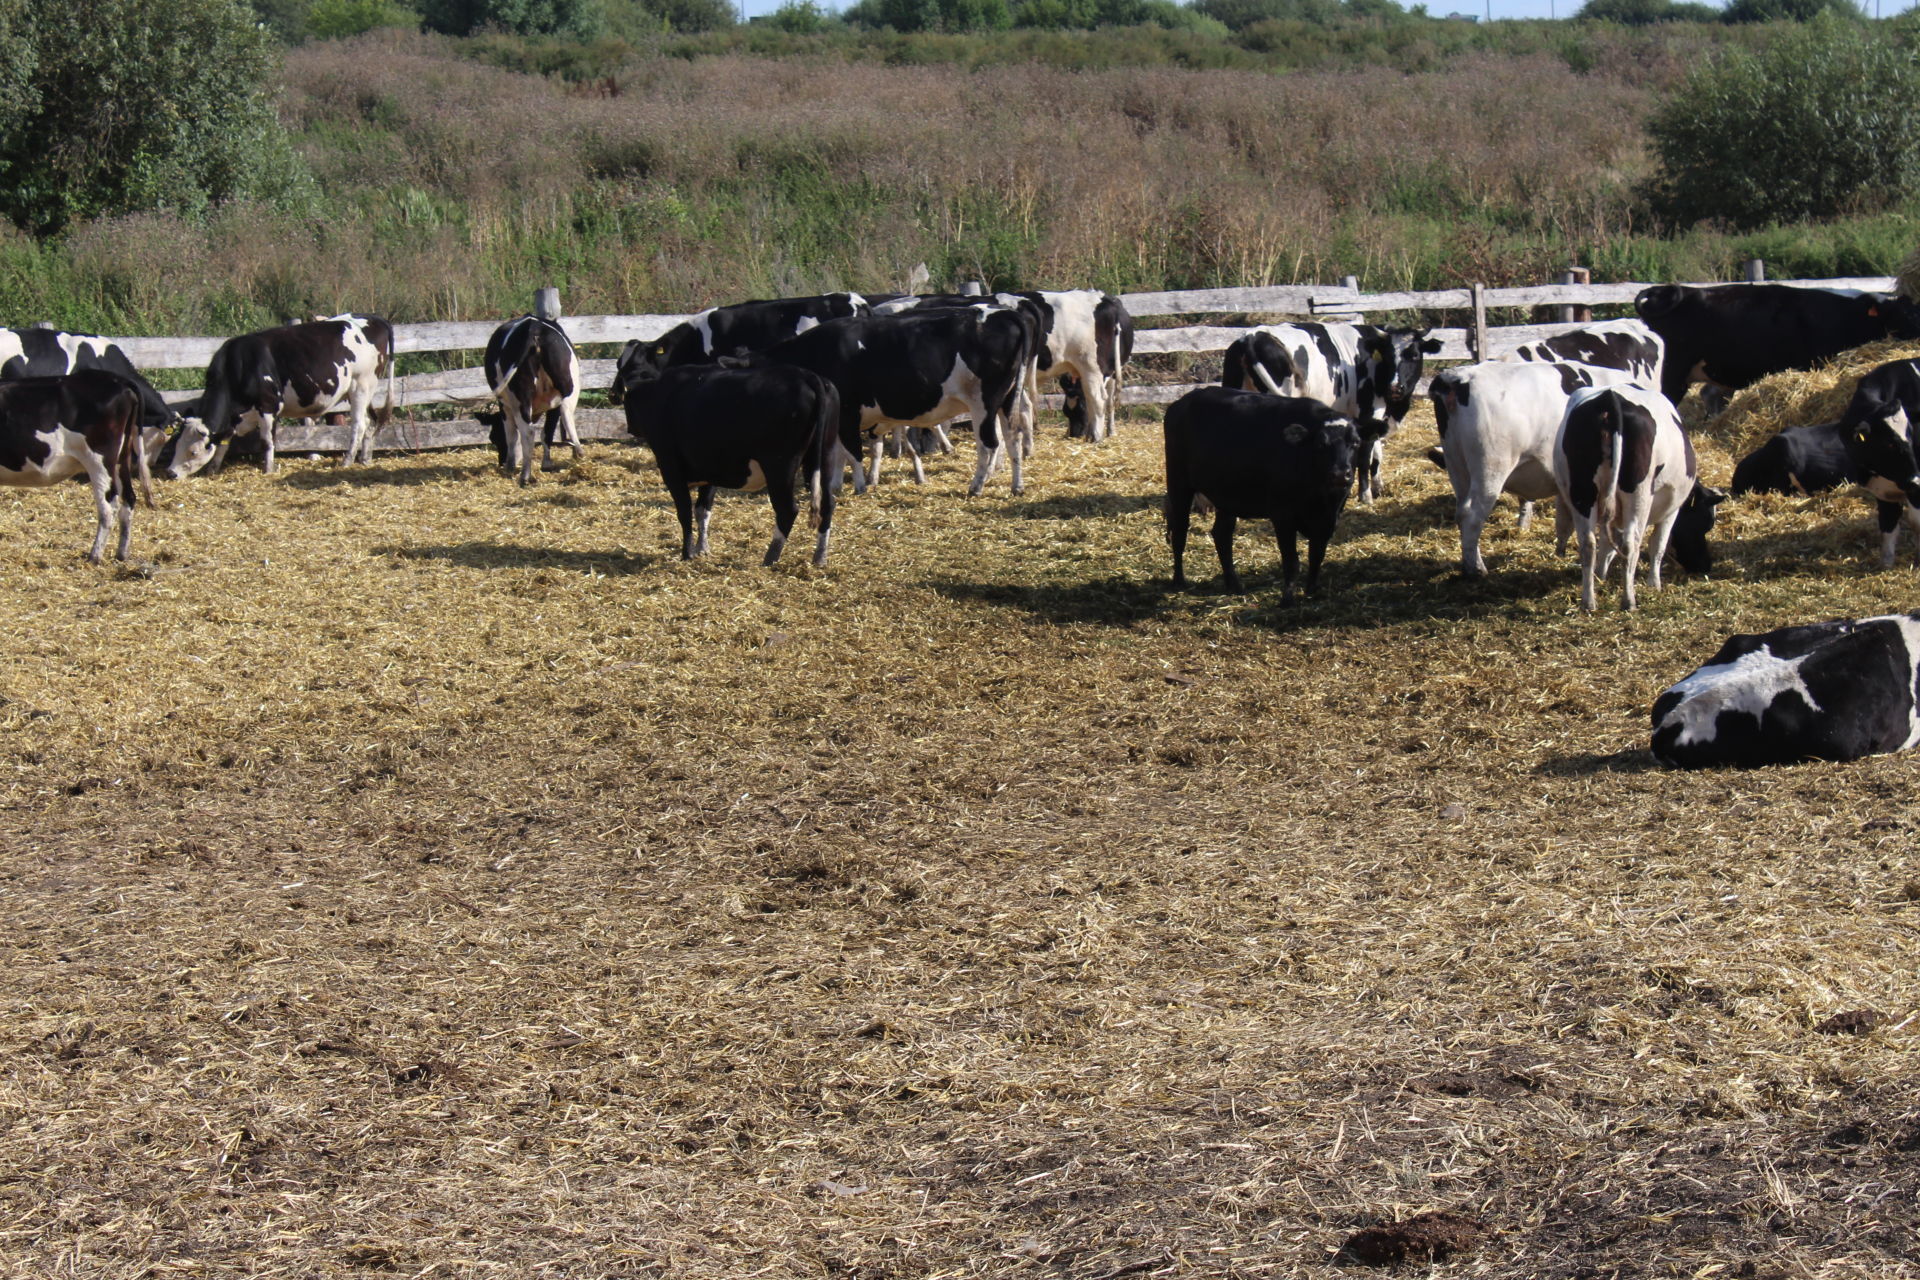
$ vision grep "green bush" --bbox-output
[1646,17,1920,228]
[0,0,311,235]
[765,0,830,29]
[1577,0,1684,24]
[306,0,419,36]
[419,0,605,37]
[1720,0,1860,22]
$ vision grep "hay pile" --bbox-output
[2,414,1918,1279]
[1699,338,1920,462]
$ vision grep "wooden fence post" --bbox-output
[535,287,562,320]
[1470,282,1488,361]
[1558,267,1591,324]
[1743,259,1766,284]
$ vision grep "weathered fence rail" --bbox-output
[110,273,1900,423]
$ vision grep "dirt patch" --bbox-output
[1340,1211,1487,1265]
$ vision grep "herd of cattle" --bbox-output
[4,279,1920,766]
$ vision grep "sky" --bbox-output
[737,0,1919,20]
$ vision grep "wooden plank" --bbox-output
[106,336,226,367]
[1132,326,1256,354]
[1119,285,1351,317]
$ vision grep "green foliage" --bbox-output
[1646,17,1920,228]
[305,0,419,36]
[845,0,1010,31]
[419,0,605,37]
[0,0,311,235]
[1720,0,1861,22]
[250,0,314,40]
[765,0,831,29]
[1577,0,1687,25]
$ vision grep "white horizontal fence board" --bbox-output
[1120,285,1353,317]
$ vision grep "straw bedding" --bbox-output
[1,387,1916,1278]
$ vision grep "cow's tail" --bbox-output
[378,323,396,427]
[117,392,150,511]
[1595,389,1628,539]
[809,375,841,528]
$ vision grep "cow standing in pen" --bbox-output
[616,361,844,568]
[1833,359,1920,567]
[173,315,394,474]
[1163,386,1360,602]
[0,370,150,563]
[484,315,581,486]
[1553,384,1723,612]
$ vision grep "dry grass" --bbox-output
[3,399,1918,1279]
[1699,339,1920,461]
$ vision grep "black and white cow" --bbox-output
[619,362,843,567]
[1730,421,1859,496]
[0,327,179,433]
[0,370,150,563]
[1163,386,1360,601]
[1553,385,1722,612]
[1221,322,1439,503]
[1833,359,1920,567]
[1652,613,1920,767]
[739,307,1034,497]
[1013,290,1135,444]
[483,315,581,486]
[171,315,394,475]
[1428,359,1642,576]
[1634,283,1920,407]
[617,293,870,380]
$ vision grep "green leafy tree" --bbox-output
[1646,16,1920,228]
[0,0,310,235]
[765,0,829,28]
[1721,0,1860,21]
[305,0,418,36]
[419,0,604,36]
[1578,0,1679,24]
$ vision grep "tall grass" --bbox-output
[0,28,1912,335]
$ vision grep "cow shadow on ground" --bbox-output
[276,463,494,490]
[928,553,1571,632]
[381,543,662,575]
[1534,749,1663,776]
[1000,492,1163,521]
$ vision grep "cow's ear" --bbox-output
[1421,337,1443,354]
[1702,485,1730,504]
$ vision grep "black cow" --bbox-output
[1833,359,1920,567]
[1652,613,1920,767]
[0,369,150,562]
[1163,386,1360,601]
[726,308,1034,497]
[483,315,581,486]
[1221,322,1439,504]
[616,292,870,382]
[1729,421,1859,496]
[1634,284,1920,407]
[172,315,394,475]
[619,363,842,567]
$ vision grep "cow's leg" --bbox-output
[260,413,279,475]
[1081,366,1111,444]
[1275,523,1304,603]
[807,449,836,568]
[1456,486,1500,577]
[1302,525,1331,598]
[516,411,539,487]
[1900,502,1920,566]
[668,483,696,559]
[1167,489,1193,588]
[1619,514,1651,612]
[968,402,1005,498]
[207,436,232,477]
[1879,500,1906,568]
[865,433,887,489]
[693,485,716,557]
[84,464,113,564]
[1554,503,1573,557]
[764,466,798,567]
[1645,509,1680,595]
[1211,511,1242,592]
[1516,500,1535,533]
[1575,517,1600,612]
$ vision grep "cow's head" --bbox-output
[160,415,218,479]
[608,337,669,407]
[1843,397,1920,502]
[475,409,511,468]
[1367,327,1443,420]
[1669,483,1728,576]
[1877,293,1920,340]
[1318,415,1361,499]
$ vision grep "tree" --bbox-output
[1646,16,1920,228]
[1577,0,1681,24]
[1720,0,1860,22]
[0,0,309,235]
[418,0,605,36]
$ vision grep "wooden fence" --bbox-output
[100,271,1899,450]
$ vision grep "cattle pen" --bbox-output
[103,269,1899,451]
[3,282,1919,1279]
